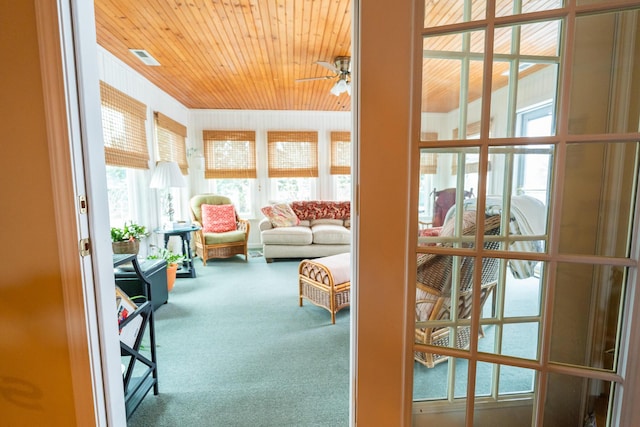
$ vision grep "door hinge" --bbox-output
[79,238,91,257]
[78,195,88,214]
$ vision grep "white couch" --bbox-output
[259,201,351,262]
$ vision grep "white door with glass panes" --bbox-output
[412,1,640,426]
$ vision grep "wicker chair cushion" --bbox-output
[203,229,247,244]
[202,204,237,233]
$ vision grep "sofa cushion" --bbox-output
[261,226,313,245]
[312,224,350,245]
[202,204,237,233]
[310,218,344,227]
[261,203,300,227]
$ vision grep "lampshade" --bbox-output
[149,161,186,189]
[330,76,350,96]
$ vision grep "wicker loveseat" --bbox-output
[414,211,501,368]
[259,200,351,263]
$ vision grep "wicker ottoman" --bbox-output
[298,253,351,324]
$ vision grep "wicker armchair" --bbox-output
[189,194,250,265]
[414,212,501,368]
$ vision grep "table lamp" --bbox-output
[150,161,186,227]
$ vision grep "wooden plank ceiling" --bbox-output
[94,0,558,112]
[94,0,352,111]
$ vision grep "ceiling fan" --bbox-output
[296,56,351,96]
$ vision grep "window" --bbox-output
[267,131,318,201]
[515,104,554,203]
[99,81,149,169]
[154,112,188,173]
[105,166,147,229]
[203,130,257,216]
[99,81,149,227]
[331,131,352,201]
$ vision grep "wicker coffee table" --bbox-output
[298,253,351,324]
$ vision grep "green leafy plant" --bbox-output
[147,246,186,265]
[111,221,149,242]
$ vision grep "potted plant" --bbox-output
[111,221,149,255]
[147,246,186,292]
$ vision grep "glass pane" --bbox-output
[503,264,543,317]
[270,177,314,202]
[422,31,485,135]
[209,178,252,216]
[416,149,479,239]
[578,0,639,5]
[499,364,536,395]
[503,323,539,359]
[416,253,487,353]
[476,362,536,397]
[491,20,560,138]
[544,374,612,427]
[333,174,351,201]
[485,144,551,236]
[480,322,540,360]
[473,363,535,425]
[106,165,132,228]
[414,357,467,400]
[425,0,486,27]
[569,10,640,134]
[559,142,638,257]
[551,263,624,370]
[496,0,563,17]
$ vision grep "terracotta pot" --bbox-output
[167,263,178,292]
[112,239,140,255]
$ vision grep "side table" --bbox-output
[112,254,159,419]
[153,225,201,278]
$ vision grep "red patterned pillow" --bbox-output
[290,201,350,220]
[201,204,237,233]
[261,203,300,227]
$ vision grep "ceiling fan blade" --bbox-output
[316,61,340,73]
[295,75,336,82]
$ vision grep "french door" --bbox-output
[411,1,640,426]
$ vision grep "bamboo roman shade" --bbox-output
[420,152,438,174]
[267,131,318,178]
[330,131,351,175]
[420,132,439,174]
[99,81,149,169]
[154,112,188,174]
[202,130,257,179]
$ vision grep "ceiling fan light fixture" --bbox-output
[331,76,350,96]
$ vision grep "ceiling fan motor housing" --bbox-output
[334,56,351,74]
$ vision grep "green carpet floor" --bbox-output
[127,254,350,427]
[125,254,537,425]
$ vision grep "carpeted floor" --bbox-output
[126,254,350,427]
[125,254,537,425]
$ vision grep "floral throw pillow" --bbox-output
[261,203,300,227]
[201,204,237,233]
